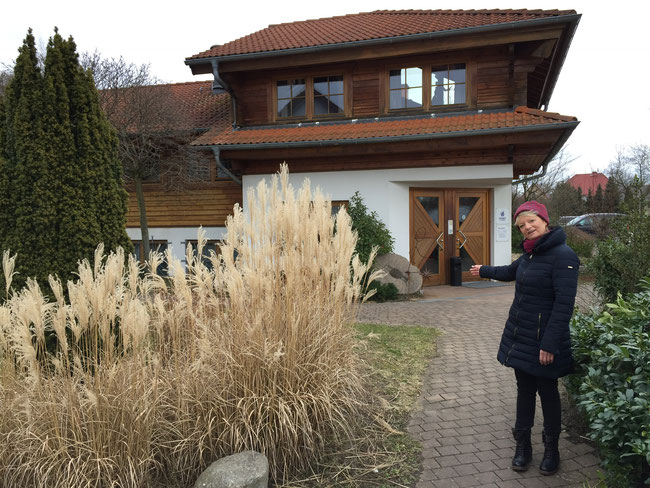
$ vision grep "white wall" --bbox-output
[243,164,514,266]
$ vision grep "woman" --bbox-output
[470,200,579,475]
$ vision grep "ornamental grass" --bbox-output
[0,164,380,487]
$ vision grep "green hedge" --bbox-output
[567,278,650,486]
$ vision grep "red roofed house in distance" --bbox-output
[131,9,582,284]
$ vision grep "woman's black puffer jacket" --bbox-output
[479,226,579,379]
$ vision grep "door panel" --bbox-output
[410,190,445,285]
[455,191,489,281]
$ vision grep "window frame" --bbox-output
[273,73,349,122]
[131,239,169,275]
[385,61,468,114]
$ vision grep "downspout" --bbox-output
[211,59,238,129]
[211,147,241,186]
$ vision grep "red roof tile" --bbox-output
[102,81,232,133]
[567,172,608,195]
[191,107,577,147]
[155,81,231,131]
[188,9,577,60]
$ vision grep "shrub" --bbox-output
[590,178,650,303]
[564,226,596,258]
[0,164,381,487]
[366,281,399,302]
[346,191,394,264]
[567,278,650,486]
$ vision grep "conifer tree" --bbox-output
[0,29,131,294]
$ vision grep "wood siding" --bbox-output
[226,45,548,126]
[126,181,242,228]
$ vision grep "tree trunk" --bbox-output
[134,177,150,261]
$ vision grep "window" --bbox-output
[276,75,345,120]
[132,240,169,275]
[389,67,423,109]
[331,200,348,217]
[186,240,220,271]
[277,79,306,118]
[388,63,467,112]
[314,76,344,115]
[431,64,466,106]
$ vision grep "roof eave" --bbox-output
[195,120,579,151]
[185,13,581,69]
[538,13,581,109]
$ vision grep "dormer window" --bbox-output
[277,79,306,118]
[388,63,467,112]
[431,64,466,106]
[389,67,423,109]
[314,76,344,115]
[276,75,346,120]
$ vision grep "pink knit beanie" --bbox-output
[514,201,549,224]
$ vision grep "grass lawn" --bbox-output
[283,322,440,487]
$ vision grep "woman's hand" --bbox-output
[470,264,482,276]
[539,349,555,366]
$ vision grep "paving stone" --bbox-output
[357,285,602,488]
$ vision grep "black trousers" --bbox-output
[514,368,562,435]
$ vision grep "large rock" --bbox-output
[373,253,423,294]
[193,451,269,488]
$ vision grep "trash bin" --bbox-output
[449,256,462,286]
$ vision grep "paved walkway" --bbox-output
[357,283,601,488]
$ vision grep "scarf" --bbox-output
[523,237,540,254]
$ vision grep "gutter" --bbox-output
[185,14,581,67]
[210,147,242,185]
[203,120,579,152]
[211,60,238,129]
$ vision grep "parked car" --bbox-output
[564,213,624,236]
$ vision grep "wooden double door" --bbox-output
[410,189,490,286]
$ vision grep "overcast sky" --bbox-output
[2,0,648,176]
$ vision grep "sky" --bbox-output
[1,0,648,176]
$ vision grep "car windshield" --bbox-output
[566,215,585,226]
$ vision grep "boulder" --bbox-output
[193,451,269,488]
[373,253,423,294]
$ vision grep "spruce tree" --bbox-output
[0,29,131,294]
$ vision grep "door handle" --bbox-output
[457,230,467,249]
[436,232,444,251]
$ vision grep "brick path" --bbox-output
[357,284,602,488]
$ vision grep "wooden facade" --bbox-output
[223,42,552,127]
[126,180,242,228]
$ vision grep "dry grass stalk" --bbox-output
[0,164,377,487]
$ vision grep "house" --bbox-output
[567,171,608,196]
[170,9,581,285]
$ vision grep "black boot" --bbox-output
[511,428,532,471]
[539,430,560,475]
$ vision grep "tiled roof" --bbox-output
[101,81,232,133]
[155,81,231,132]
[188,9,577,60]
[567,172,608,195]
[191,107,577,147]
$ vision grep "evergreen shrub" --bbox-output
[366,281,399,302]
[346,191,394,264]
[564,226,596,258]
[567,279,650,486]
[589,178,650,303]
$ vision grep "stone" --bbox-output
[373,253,423,294]
[193,451,269,488]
